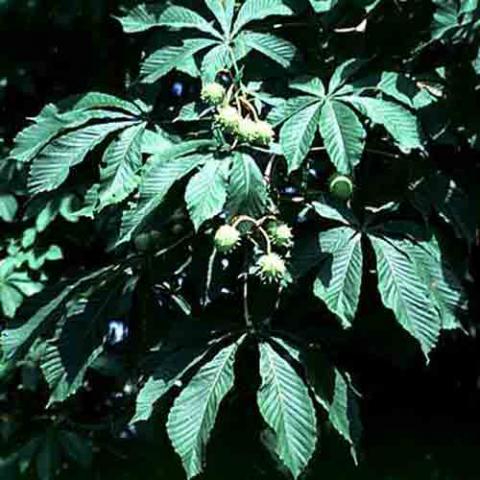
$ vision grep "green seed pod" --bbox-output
[214,225,241,253]
[201,82,226,105]
[236,118,259,143]
[254,120,275,146]
[216,106,242,133]
[269,223,293,248]
[329,173,354,201]
[256,252,289,283]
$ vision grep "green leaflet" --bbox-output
[226,153,268,217]
[115,4,222,38]
[167,336,245,479]
[344,96,424,152]
[140,38,219,83]
[28,120,137,194]
[240,31,297,68]
[369,235,441,359]
[11,107,133,164]
[400,237,468,331]
[314,226,363,328]
[267,95,319,127]
[98,122,147,210]
[0,193,18,222]
[257,341,317,480]
[280,102,322,172]
[185,159,229,230]
[204,0,234,35]
[318,99,366,174]
[232,0,296,35]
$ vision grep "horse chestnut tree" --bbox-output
[0,1,479,479]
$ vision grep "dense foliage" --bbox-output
[1,1,479,479]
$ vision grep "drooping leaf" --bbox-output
[167,337,244,479]
[257,341,317,479]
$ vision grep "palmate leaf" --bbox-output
[167,337,245,480]
[28,119,138,195]
[232,0,296,36]
[257,341,317,480]
[314,226,363,328]
[318,99,366,174]
[140,38,219,83]
[280,102,322,172]
[226,153,268,217]
[40,274,137,405]
[185,159,229,230]
[116,4,222,38]
[241,31,297,68]
[369,235,441,359]
[98,122,147,210]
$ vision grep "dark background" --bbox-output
[1,1,479,479]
